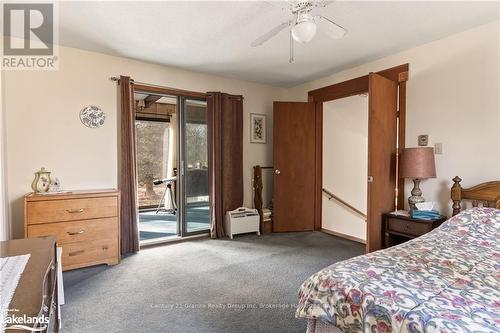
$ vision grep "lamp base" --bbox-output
[408,178,425,210]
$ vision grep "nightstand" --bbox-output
[383,212,447,248]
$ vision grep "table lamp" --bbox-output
[399,147,436,210]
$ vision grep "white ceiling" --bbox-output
[58,1,499,87]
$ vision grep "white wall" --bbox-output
[4,45,286,239]
[0,68,8,241]
[322,96,368,241]
[288,21,500,216]
[3,21,499,239]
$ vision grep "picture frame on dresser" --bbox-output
[24,189,121,271]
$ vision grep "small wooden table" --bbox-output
[383,212,447,248]
[1,236,59,332]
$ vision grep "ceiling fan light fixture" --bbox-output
[291,14,317,43]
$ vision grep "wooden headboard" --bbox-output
[451,176,500,216]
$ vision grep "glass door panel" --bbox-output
[135,92,179,243]
[180,98,210,235]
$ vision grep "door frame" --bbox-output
[307,64,409,252]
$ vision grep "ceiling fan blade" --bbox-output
[316,15,347,39]
[251,21,290,47]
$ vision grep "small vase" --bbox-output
[32,168,51,193]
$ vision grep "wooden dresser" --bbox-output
[2,236,59,333]
[25,190,120,271]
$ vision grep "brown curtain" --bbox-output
[207,92,244,238]
[119,76,139,254]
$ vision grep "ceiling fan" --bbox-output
[251,1,347,63]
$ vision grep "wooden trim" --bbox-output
[321,228,366,244]
[398,71,409,82]
[397,81,407,210]
[309,76,369,103]
[314,102,323,230]
[133,83,207,99]
[377,64,409,83]
[308,64,409,103]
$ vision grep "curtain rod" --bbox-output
[109,76,182,89]
[109,76,168,88]
[109,76,207,98]
[109,76,148,86]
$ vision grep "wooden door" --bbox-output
[273,102,316,232]
[367,73,398,252]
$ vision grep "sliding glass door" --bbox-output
[179,98,210,236]
[135,90,210,244]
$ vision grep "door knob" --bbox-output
[275,169,281,175]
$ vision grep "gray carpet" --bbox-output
[62,232,364,333]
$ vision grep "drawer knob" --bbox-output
[66,208,85,213]
[102,245,108,251]
[69,250,84,257]
[67,230,85,235]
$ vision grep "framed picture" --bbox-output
[250,113,266,144]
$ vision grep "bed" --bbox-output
[296,177,500,333]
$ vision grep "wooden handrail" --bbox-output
[322,188,367,221]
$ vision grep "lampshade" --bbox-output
[399,147,436,179]
[292,14,317,43]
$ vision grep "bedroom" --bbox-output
[0,1,499,333]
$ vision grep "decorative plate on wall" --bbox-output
[80,105,106,128]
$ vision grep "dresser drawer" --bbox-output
[62,238,118,269]
[27,218,118,244]
[386,217,432,237]
[27,196,118,225]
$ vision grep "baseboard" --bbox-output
[320,228,366,244]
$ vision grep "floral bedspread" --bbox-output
[296,208,500,333]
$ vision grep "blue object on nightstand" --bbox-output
[410,209,442,220]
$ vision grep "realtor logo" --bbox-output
[2,2,59,70]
